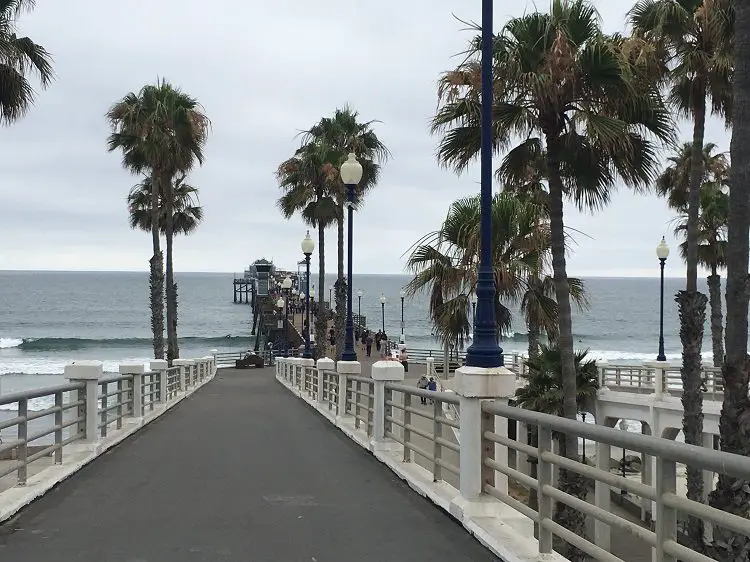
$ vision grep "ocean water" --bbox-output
[0,270,719,399]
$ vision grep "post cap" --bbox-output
[454,365,517,398]
[149,359,168,370]
[372,360,405,381]
[64,360,104,381]
[172,359,194,367]
[119,362,145,375]
[337,360,361,375]
[316,357,335,370]
[210,349,218,354]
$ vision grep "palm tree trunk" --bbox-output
[707,267,724,368]
[546,139,586,562]
[149,173,165,360]
[315,224,327,358]
[527,319,540,361]
[165,179,179,363]
[681,97,708,550]
[708,4,750,559]
[334,214,346,361]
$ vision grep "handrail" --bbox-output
[0,382,85,406]
[482,400,750,477]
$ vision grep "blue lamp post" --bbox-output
[340,153,363,362]
[301,231,315,359]
[465,0,503,368]
[656,237,669,362]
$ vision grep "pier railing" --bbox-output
[0,356,216,496]
[274,356,750,562]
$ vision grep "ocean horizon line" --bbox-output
[0,269,697,280]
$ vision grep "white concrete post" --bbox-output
[371,360,405,450]
[210,349,218,376]
[597,360,609,388]
[645,360,669,398]
[119,362,144,418]
[150,360,168,403]
[65,361,103,442]
[449,364,516,520]
[426,357,435,378]
[594,403,612,551]
[316,358,334,405]
[202,357,213,380]
[337,359,361,422]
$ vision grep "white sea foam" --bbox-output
[0,337,23,349]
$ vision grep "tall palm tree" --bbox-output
[302,107,389,360]
[674,179,729,368]
[277,141,339,352]
[107,80,209,361]
[630,2,733,545]
[0,0,53,124]
[707,2,750,558]
[656,142,729,211]
[432,4,673,553]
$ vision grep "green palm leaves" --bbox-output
[0,0,53,124]
[107,79,209,362]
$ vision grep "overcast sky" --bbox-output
[0,0,730,277]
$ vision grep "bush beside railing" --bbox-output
[274,356,750,562]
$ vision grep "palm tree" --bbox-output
[707,3,750,557]
[673,179,729,368]
[656,142,729,211]
[432,3,673,553]
[406,193,552,350]
[302,107,389,360]
[277,141,339,352]
[128,175,204,349]
[0,0,53,124]
[107,80,209,361]
[630,2,733,545]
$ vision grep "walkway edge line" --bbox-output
[0,373,216,525]
[276,373,566,562]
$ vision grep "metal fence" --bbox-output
[0,357,216,490]
[274,357,750,561]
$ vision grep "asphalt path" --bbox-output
[0,368,498,562]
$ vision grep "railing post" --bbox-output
[449,364,516,520]
[594,435,612,551]
[210,349,218,376]
[54,391,63,464]
[17,397,28,485]
[655,457,678,562]
[173,359,192,393]
[64,360,103,442]
[426,356,435,378]
[337,359,360,423]
[301,357,315,397]
[537,424,554,554]
[370,360,405,451]
[316,358,334,405]
[645,360,668,398]
[149,360,168,404]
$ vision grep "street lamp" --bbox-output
[466,0,503,368]
[619,419,628,497]
[656,237,669,362]
[276,296,286,355]
[400,289,406,342]
[380,294,387,333]
[301,231,315,359]
[281,276,292,353]
[340,152,363,362]
[357,290,363,327]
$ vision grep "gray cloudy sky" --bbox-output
[0,0,730,277]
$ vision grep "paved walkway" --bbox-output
[0,368,498,562]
